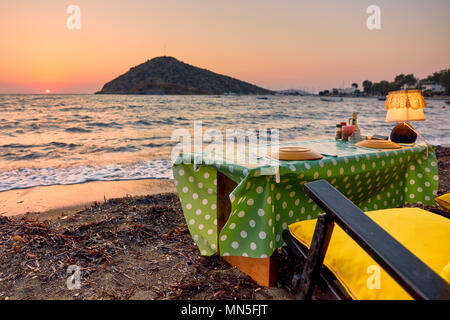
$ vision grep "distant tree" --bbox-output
[420,71,442,85]
[438,69,450,94]
[362,80,372,95]
[404,74,418,87]
[430,72,442,83]
[372,80,391,96]
[388,81,400,92]
[381,81,393,95]
[371,83,380,95]
[394,74,406,87]
[419,69,450,93]
[323,70,448,97]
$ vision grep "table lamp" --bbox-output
[385,89,426,143]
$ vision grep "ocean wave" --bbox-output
[0,94,448,193]
[88,121,123,128]
[87,145,141,153]
[1,142,81,149]
[0,160,173,192]
[141,142,176,148]
[134,120,152,126]
[65,127,92,133]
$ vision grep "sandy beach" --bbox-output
[0,146,448,300]
[0,179,176,218]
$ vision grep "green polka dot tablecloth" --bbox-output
[172,139,438,259]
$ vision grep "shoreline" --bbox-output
[0,179,175,218]
[1,145,449,218]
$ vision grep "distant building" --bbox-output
[401,82,419,90]
[337,87,356,95]
[277,89,312,96]
[421,82,445,93]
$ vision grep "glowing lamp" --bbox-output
[385,90,426,143]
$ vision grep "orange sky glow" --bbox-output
[0,0,449,93]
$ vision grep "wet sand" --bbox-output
[0,179,176,217]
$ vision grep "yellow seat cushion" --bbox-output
[435,193,450,211]
[288,208,450,300]
[441,262,450,282]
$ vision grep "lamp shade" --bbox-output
[385,90,426,122]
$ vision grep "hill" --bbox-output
[96,56,273,95]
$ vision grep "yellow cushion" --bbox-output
[288,208,450,300]
[436,193,450,211]
[441,262,450,283]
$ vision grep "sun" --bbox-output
[45,89,51,94]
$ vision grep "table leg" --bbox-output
[217,171,276,287]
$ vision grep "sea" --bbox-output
[0,94,449,192]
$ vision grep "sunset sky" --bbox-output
[0,0,449,93]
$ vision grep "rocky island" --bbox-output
[96,56,273,95]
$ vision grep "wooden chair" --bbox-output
[282,180,450,300]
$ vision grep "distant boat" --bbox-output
[320,97,343,102]
[445,101,450,105]
[256,96,268,100]
[378,97,386,101]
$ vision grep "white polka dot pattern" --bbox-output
[173,142,438,258]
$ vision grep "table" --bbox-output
[172,139,439,285]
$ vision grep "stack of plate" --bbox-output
[270,147,323,161]
[354,139,401,149]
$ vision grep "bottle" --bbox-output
[341,122,348,141]
[351,112,358,126]
[335,124,342,140]
[347,125,355,141]
[351,112,362,141]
